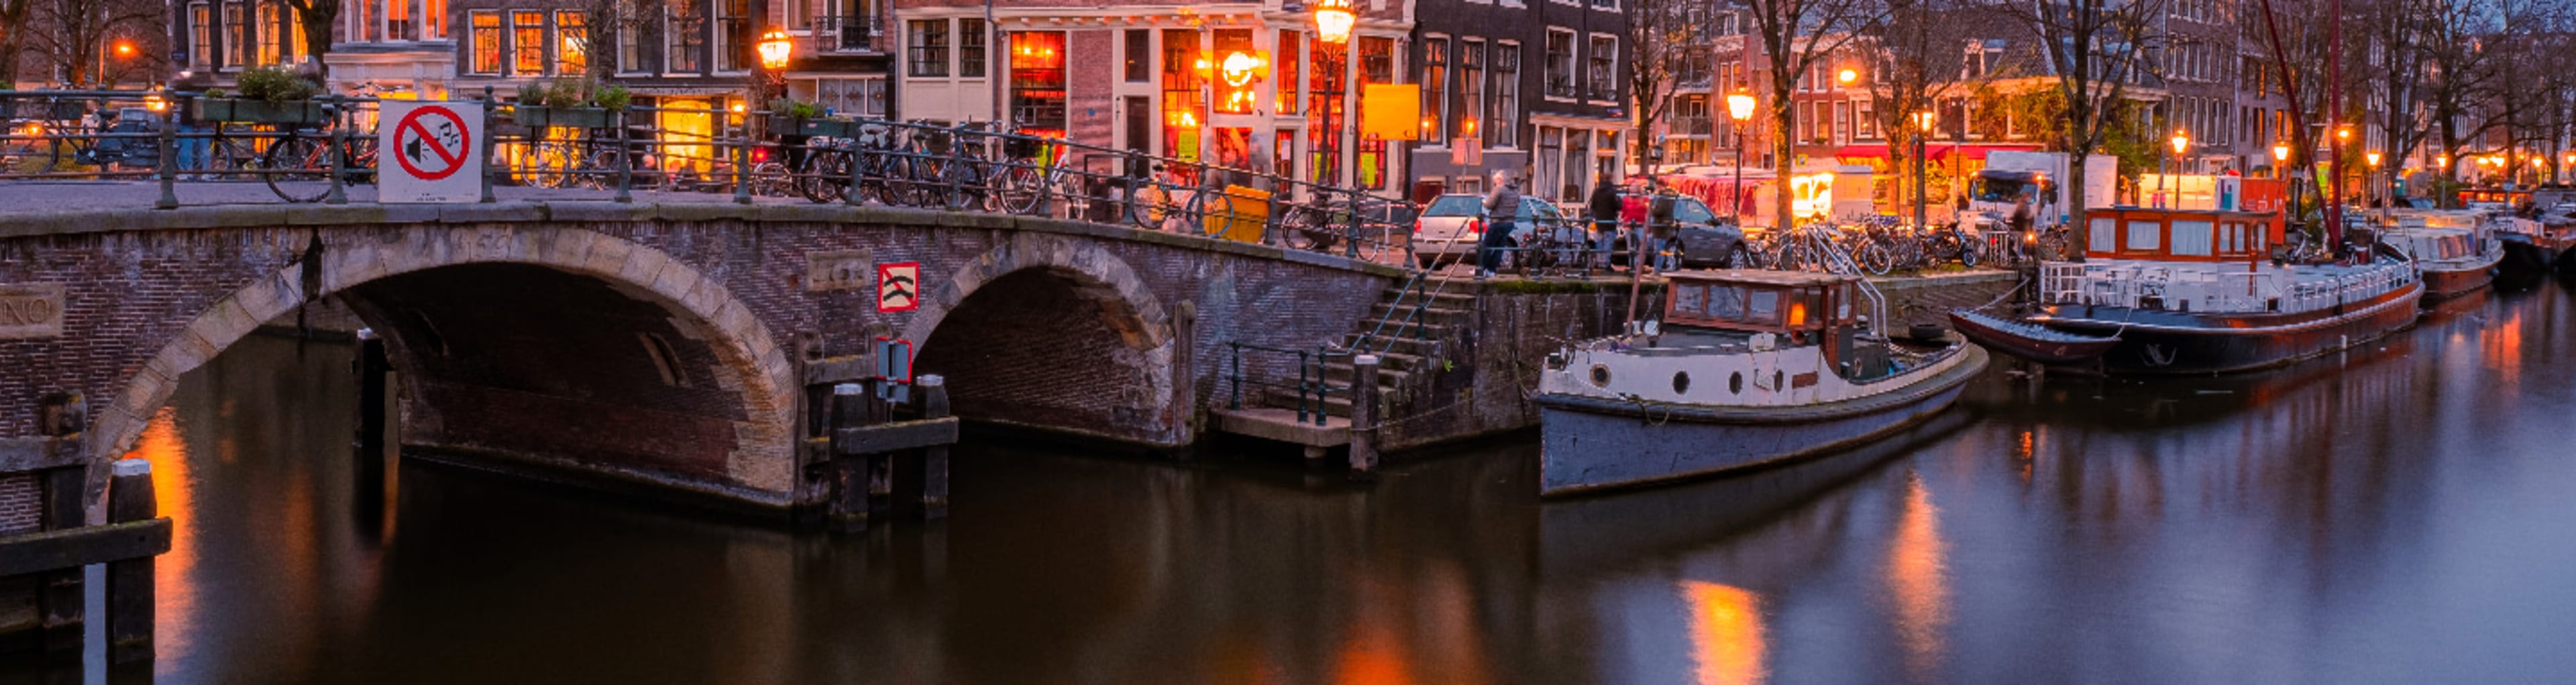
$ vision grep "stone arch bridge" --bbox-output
[0,202,1397,517]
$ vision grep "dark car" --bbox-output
[1604,193,1749,268]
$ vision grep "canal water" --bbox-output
[47,278,2576,683]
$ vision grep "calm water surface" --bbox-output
[48,278,2576,683]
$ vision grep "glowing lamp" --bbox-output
[1914,111,1935,133]
[144,92,166,113]
[1725,91,1755,121]
[1312,0,1356,44]
[757,29,793,70]
[2169,131,2190,156]
[113,41,134,57]
[1837,68,1856,85]
[2272,144,2290,163]
[2365,151,2381,167]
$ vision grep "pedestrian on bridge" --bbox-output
[1479,170,1520,278]
[1589,172,1620,271]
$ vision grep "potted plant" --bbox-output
[512,80,616,129]
[766,98,856,138]
[195,67,327,124]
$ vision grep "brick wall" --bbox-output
[0,205,1398,507]
[1382,280,1657,450]
[0,474,36,534]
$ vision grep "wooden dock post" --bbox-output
[918,375,950,519]
[40,464,84,657]
[864,380,894,520]
[353,329,390,453]
[827,382,871,531]
[105,459,156,664]
[1348,355,1381,474]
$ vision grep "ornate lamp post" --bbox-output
[1725,90,1756,223]
[1311,0,1362,254]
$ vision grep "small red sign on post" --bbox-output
[877,262,920,313]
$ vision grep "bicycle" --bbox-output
[261,119,378,203]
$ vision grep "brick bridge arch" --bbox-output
[900,233,1182,444]
[89,226,800,503]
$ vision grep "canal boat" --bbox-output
[1947,308,2118,364]
[1534,270,1988,496]
[2023,207,2422,374]
[2371,211,2505,299]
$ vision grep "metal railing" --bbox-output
[0,87,1424,269]
[816,13,881,52]
[1226,341,1348,425]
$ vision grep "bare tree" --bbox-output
[2,0,32,87]
[22,0,162,87]
[1978,0,2166,254]
[580,0,666,78]
[1735,0,1892,231]
[1627,0,1715,175]
[1865,0,1988,221]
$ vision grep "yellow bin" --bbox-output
[1202,185,1271,243]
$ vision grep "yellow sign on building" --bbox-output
[1360,84,1421,142]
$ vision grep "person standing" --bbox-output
[1479,170,1520,278]
[1587,173,1621,272]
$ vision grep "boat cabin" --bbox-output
[2457,189,2532,209]
[2084,207,2285,264]
[1660,270,1892,379]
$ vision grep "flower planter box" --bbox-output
[768,115,859,138]
[514,106,614,129]
[195,99,327,124]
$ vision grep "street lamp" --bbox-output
[1726,90,1756,222]
[2272,143,2290,178]
[1313,0,1356,44]
[2167,130,2189,207]
[2365,150,2383,216]
[758,30,793,70]
[1312,0,1360,254]
[1837,68,1857,86]
[1915,110,1936,230]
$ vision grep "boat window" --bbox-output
[2171,219,2214,256]
[1673,283,1706,317]
[1836,282,1854,321]
[2125,220,2161,252]
[2090,217,2118,254]
[1747,289,1780,325]
[1709,285,1745,320]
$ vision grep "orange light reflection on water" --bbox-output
[1887,473,1951,680]
[123,407,197,666]
[1678,581,1767,685]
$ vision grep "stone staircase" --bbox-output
[1271,280,1474,420]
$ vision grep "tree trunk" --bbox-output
[1772,99,1794,233]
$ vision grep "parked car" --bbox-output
[1607,192,1750,268]
[1411,193,1575,269]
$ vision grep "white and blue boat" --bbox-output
[1534,269,1988,496]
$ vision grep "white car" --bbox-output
[1411,193,1576,269]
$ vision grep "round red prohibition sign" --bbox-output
[392,106,472,181]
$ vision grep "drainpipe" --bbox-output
[987,0,1001,125]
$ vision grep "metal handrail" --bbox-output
[1226,341,1349,426]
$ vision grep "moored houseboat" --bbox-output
[2371,211,2506,299]
[1534,270,1988,496]
[2023,207,2422,374]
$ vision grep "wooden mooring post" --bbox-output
[105,459,156,665]
[822,378,957,531]
[0,454,171,665]
[1348,355,1381,476]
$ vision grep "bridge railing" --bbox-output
[0,88,1424,270]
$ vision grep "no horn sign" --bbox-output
[380,101,484,203]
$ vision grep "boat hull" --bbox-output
[1536,346,1987,496]
[1947,309,2118,364]
[2034,282,2422,375]
[2420,263,2498,301]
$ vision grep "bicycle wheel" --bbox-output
[262,136,330,203]
[993,162,1045,215]
[1957,235,1984,268]
[520,142,572,188]
[1128,184,1165,231]
[574,148,617,190]
[1856,241,1894,275]
[800,150,850,204]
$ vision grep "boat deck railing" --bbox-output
[2041,260,2417,315]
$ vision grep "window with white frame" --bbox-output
[814,77,887,117]
[1586,34,1615,101]
[223,2,246,66]
[907,19,949,77]
[1494,42,1519,147]
[666,0,706,73]
[513,11,546,75]
[557,11,588,74]
[1460,39,1485,144]
[618,13,648,73]
[256,4,280,66]
[714,0,751,72]
[1422,36,1447,142]
[469,11,500,74]
[1544,29,1574,99]
[189,3,211,68]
